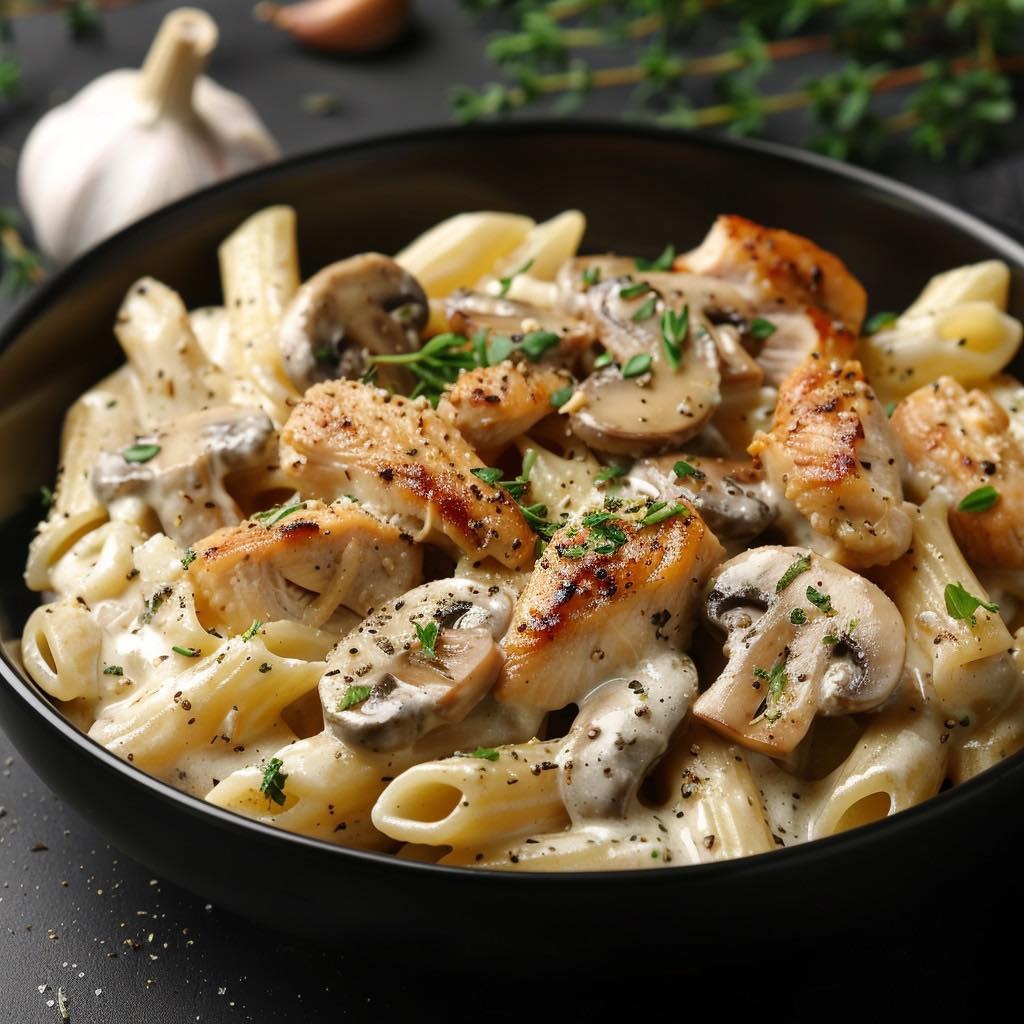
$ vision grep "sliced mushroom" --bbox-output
[694,546,906,756]
[628,454,777,544]
[569,277,721,455]
[445,289,594,364]
[278,253,428,391]
[322,578,516,752]
[557,650,697,823]
[91,406,275,546]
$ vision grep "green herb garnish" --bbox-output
[944,581,999,628]
[172,645,201,658]
[471,747,500,761]
[753,657,788,724]
[660,306,688,370]
[957,485,999,513]
[520,330,561,360]
[471,467,503,486]
[748,317,777,340]
[806,585,836,616]
[593,350,614,369]
[338,684,372,711]
[673,459,704,480]
[595,464,627,484]
[639,501,689,527]
[260,758,288,806]
[635,243,675,272]
[415,620,440,659]
[632,295,658,322]
[619,280,651,300]
[181,547,197,569]
[39,485,54,510]
[103,665,124,676]
[498,258,534,297]
[255,502,306,527]
[581,266,601,287]
[622,353,652,378]
[865,311,898,334]
[241,619,263,642]
[550,385,574,408]
[885,400,898,418]
[122,443,160,464]
[790,608,807,625]
[776,554,811,593]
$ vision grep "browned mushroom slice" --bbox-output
[444,289,593,363]
[280,380,536,569]
[628,454,776,543]
[436,362,573,461]
[495,502,723,710]
[91,406,275,546]
[675,214,868,333]
[891,377,1024,568]
[322,578,515,752]
[748,357,912,568]
[694,546,906,756]
[189,500,423,632]
[277,253,428,391]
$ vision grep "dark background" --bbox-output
[1,2,1022,1020]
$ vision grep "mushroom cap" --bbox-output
[695,545,906,756]
[278,252,428,391]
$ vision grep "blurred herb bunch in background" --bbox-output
[453,0,1024,165]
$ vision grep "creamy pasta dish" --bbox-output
[20,206,1024,870]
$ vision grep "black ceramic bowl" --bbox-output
[3,124,1024,959]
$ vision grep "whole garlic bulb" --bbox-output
[18,7,279,265]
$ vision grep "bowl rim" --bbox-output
[3,119,1024,886]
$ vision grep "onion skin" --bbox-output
[254,0,411,54]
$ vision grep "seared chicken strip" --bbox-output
[189,500,422,632]
[891,377,1024,567]
[280,381,535,569]
[676,214,867,333]
[436,363,573,461]
[495,501,724,709]
[749,357,912,568]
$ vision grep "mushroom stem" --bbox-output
[138,8,219,121]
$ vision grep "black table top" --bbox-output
[2,2,1023,1019]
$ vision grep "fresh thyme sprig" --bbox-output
[454,1,1024,164]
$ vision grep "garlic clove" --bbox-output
[18,8,278,265]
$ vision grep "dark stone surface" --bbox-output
[0,2,1020,1019]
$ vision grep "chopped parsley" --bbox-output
[471,747,500,761]
[181,547,197,569]
[487,333,514,364]
[944,581,999,628]
[471,467,503,486]
[561,544,589,559]
[581,510,628,553]
[595,463,627,484]
[631,295,658,322]
[806,585,836,616]
[673,459,704,480]
[415,620,439,659]
[593,350,614,369]
[822,631,840,646]
[519,330,560,361]
[639,501,689,527]
[752,657,788,724]
[498,258,534,297]
[550,385,575,408]
[255,502,306,527]
[103,665,124,676]
[660,307,688,370]
[519,502,559,539]
[748,317,777,340]
[957,485,999,513]
[172,645,201,658]
[775,554,811,593]
[622,353,652,378]
[259,758,288,806]
[240,619,263,642]
[39,485,54,510]
[885,400,898,418]
[790,608,807,625]
[138,587,171,625]
[635,243,675,272]
[122,442,161,464]
[581,266,601,286]
[338,684,372,711]
[865,311,898,334]
[619,280,651,300]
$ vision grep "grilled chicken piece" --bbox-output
[189,500,422,632]
[494,503,724,709]
[749,357,912,568]
[280,381,535,569]
[436,363,573,460]
[676,215,867,333]
[891,377,1024,567]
